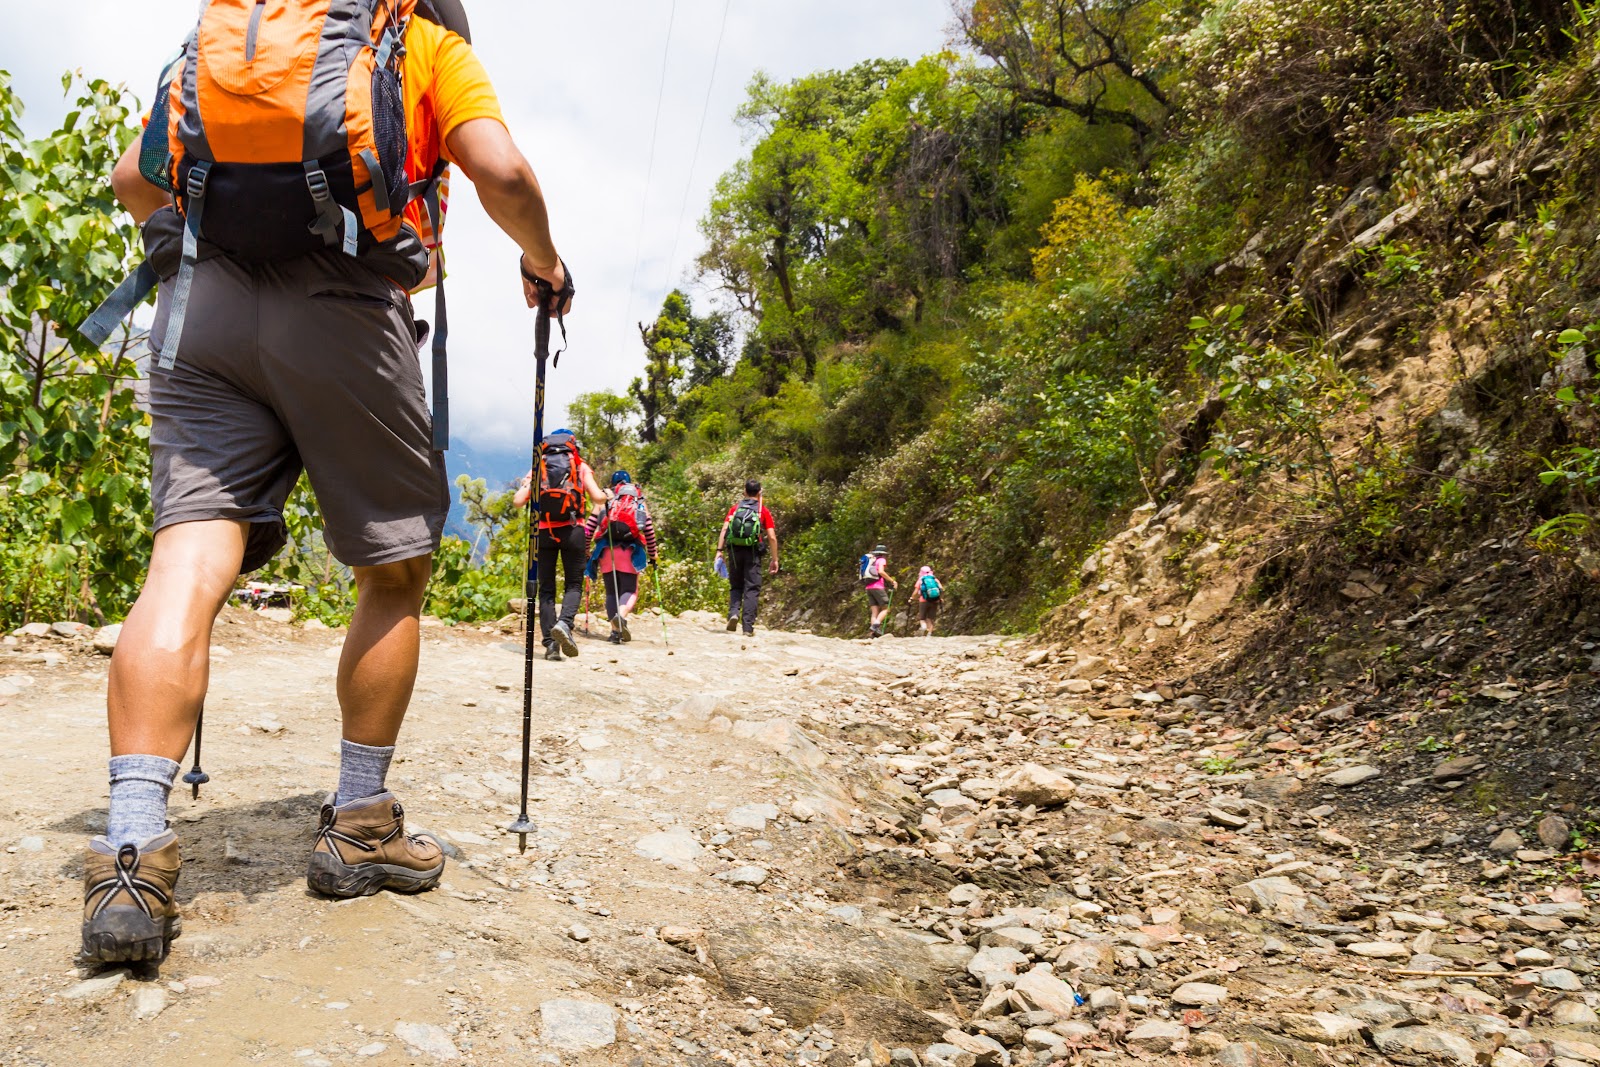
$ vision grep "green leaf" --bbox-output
[1555,387,1578,406]
[1188,316,1209,331]
[1557,329,1586,346]
[16,470,49,495]
[42,543,77,573]
[60,498,94,540]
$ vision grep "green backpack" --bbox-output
[727,498,763,548]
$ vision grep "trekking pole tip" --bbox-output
[183,767,210,800]
[508,814,537,854]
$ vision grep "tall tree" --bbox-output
[566,390,635,474]
[631,291,693,444]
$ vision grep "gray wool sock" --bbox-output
[336,739,396,806]
[106,754,181,847]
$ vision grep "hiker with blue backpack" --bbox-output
[860,545,898,639]
[913,565,944,636]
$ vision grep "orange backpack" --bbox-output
[82,0,465,444]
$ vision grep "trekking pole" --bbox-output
[183,703,210,799]
[582,576,593,635]
[651,559,669,647]
[603,500,622,639]
[508,281,555,854]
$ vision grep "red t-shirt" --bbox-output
[724,501,775,530]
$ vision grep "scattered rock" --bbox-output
[1370,1026,1477,1066]
[718,865,770,887]
[1279,1012,1364,1045]
[1322,765,1380,787]
[1127,1019,1188,1053]
[967,946,1030,990]
[728,803,780,831]
[393,1022,459,1061]
[1539,814,1572,852]
[539,999,618,1052]
[63,971,127,1003]
[93,624,122,655]
[1489,829,1525,854]
[128,983,168,1021]
[1012,965,1078,1017]
[1171,982,1228,1007]
[1229,877,1306,914]
[1000,764,1076,807]
[12,623,51,639]
[634,829,703,868]
[1346,942,1410,959]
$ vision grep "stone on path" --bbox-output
[1539,813,1572,851]
[12,622,51,638]
[1322,765,1379,787]
[728,803,780,831]
[63,971,126,1003]
[967,946,1029,990]
[1171,981,1228,1007]
[540,999,618,1052]
[93,624,121,655]
[129,983,168,1021]
[717,865,770,887]
[393,1022,459,1061]
[1279,1012,1364,1045]
[1000,763,1075,807]
[581,758,624,785]
[634,828,703,868]
[1127,1020,1187,1053]
[924,1043,977,1067]
[1229,877,1306,914]
[1489,829,1525,854]
[1370,1027,1477,1066]
[1013,965,1078,1017]
[1346,941,1409,959]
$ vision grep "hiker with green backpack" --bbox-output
[715,479,779,636]
[913,565,944,637]
[860,545,898,638]
[74,0,573,966]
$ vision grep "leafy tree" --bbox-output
[956,0,1177,147]
[0,73,151,627]
[566,390,635,475]
[632,290,694,443]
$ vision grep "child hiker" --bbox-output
[913,565,944,636]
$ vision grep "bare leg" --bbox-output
[338,554,432,747]
[617,592,638,620]
[108,521,248,761]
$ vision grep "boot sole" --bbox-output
[306,851,445,899]
[80,907,181,965]
[553,627,580,658]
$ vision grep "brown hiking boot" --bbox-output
[80,830,182,964]
[306,791,445,898]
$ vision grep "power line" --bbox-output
[663,0,733,297]
[623,0,679,353]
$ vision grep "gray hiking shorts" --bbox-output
[147,248,448,573]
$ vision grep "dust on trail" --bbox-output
[0,608,996,1065]
[4,610,1599,1067]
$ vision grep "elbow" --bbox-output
[475,149,539,209]
[110,152,143,210]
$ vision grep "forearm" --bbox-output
[111,140,169,225]
[447,119,559,268]
[767,532,779,559]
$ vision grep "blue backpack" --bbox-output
[920,574,942,600]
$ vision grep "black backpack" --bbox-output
[727,498,764,548]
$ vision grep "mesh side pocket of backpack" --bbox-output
[370,66,409,214]
[139,85,175,194]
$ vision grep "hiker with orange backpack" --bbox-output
[583,471,660,644]
[513,430,609,661]
[75,1,574,965]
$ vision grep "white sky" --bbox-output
[8,1,954,452]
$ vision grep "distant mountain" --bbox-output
[443,439,529,543]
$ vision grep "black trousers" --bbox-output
[727,546,762,632]
[537,524,585,645]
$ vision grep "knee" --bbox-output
[354,554,432,599]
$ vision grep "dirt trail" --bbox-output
[0,610,998,1065]
[2,611,1598,1067]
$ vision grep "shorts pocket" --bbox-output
[309,287,395,309]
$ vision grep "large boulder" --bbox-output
[1000,764,1076,808]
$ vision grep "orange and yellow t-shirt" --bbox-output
[400,15,504,254]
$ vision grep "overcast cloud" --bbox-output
[7,1,954,452]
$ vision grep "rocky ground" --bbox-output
[1,607,1599,1067]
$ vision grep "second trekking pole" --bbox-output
[508,270,565,854]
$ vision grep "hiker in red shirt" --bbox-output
[715,479,779,636]
[512,430,609,660]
